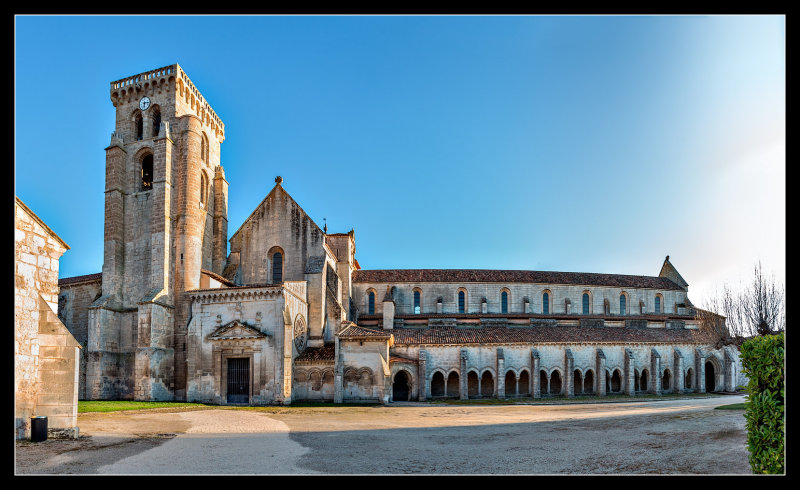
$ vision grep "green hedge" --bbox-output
[739,332,784,474]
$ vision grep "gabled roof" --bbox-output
[59,272,102,286]
[658,256,689,290]
[353,269,684,291]
[229,180,323,242]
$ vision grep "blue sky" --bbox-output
[15,15,785,305]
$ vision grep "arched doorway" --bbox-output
[393,370,411,401]
[705,361,716,392]
[446,372,460,398]
[686,368,694,390]
[662,369,672,393]
[641,369,649,392]
[431,372,445,397]
[634,369,640,392]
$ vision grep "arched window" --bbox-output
[542,291,550,315]
[140,154,153,191]
[151,105,161,137]
[582,292,590,315]
[458,290,466,313]
[620,293,627,315]
[368,291,375,315]
[413,290,421,314]
[501,290,509,314]
[272,251,283,283]
[135,111,143,141]
[655,295,662,314]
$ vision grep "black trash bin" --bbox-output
[31,416,47,442]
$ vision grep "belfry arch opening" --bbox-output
[140,154,153,191]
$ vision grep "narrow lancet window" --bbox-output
[368,291,375,315]
[620,294,627,315]
[458,290,466,313]
[135,112,143,141]
[414,290,421,314]
[655,295,661,314]
[272,252,283,283]
[543,292,549,314]
[582,293,590,315]
[501,291,508,314]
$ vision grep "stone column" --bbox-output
[531,349,540,399]
[459,350,468,400]
[696,348,706,393]
[596,349,606,397]
[334,337,343,403]
[624,348,636,396]
[674,349,685,393]
[564,348,574,397]
[724,348,735,392]
[496,348,505,399]
[418,350,427,401]
[650,348,661,395]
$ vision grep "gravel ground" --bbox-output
[15,395,750,475]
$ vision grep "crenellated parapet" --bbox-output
[109,64,225,142]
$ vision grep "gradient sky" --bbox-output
[14,15,785,306]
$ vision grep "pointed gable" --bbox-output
[658,255,688,290]
[207,320,268,341]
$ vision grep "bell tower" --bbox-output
[87,64,228,401]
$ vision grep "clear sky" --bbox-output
[14,15,785,306]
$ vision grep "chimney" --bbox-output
[382,286,394,330]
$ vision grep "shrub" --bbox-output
[739,332,784,474]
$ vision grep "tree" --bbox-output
[742,261,785,336]
[695,262,784,346]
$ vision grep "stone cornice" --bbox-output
[185,285,283,303]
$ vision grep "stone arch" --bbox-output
[540,369,549,396]
[446,370,460,398]
[581,290,593,315]
[480,370,495,397]
[132,108,143,141]
[310,369,323,391]
[430,370,447,397]
[500,287,511,314]
[654,293,664,314]
[573,368,584,395]
[518,369,530,396]
[136,149,154,192]
[505,369,518,396]
[467,369,480,398]
[640,368,649,392]
[705,357,721,392]
[662,368,672,393]
[365,288,378,315]
[541,289,552,315]
[549,369,562,395]
[685,367,694,390]
[457,287,468,313]
[392,369,412,402]
[294,369,308,383]
[583,369,595,394]
[620,291,629,315]
[199,169,209,206]
[608,368,622,393]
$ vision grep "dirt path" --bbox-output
[15,395,750,474]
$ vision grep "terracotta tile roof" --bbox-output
[295,344,336,363]
[338,324,393,340]
[352,269,683,291]
[389,354,418,364]
[389,326,700,345]
[58,272,102,286]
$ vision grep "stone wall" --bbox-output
[14,198,80,439]
[58,276,102,399]
[353,281,689,319]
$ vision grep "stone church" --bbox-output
[58,64,744,405]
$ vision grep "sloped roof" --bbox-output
[15,197,70,250]
[353,269,684,290]
[59,272,102,286]
[389,325,700,345]
[295,344,336,363]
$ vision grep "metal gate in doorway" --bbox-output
[227,358,250,404]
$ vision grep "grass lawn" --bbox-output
[714,403,747,410]
[78,401,212,413]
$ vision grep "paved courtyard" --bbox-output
[15,395,750,475]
